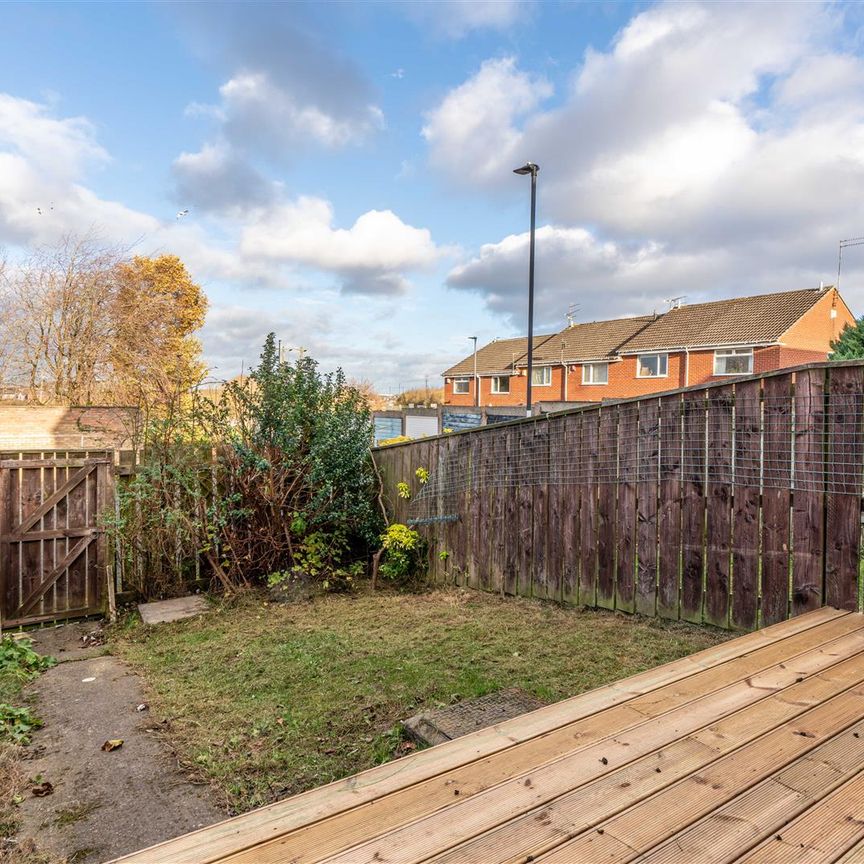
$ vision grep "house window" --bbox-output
[637,353,668,378]
[531,366,552,386]
[713,348,753,376]
[582,362,609,385]
[453,378,470,394]
[490,376,510,394]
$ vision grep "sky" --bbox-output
[2,0,864,392]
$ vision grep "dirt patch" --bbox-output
[11,625,222,864]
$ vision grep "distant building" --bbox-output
[442,287,855,407]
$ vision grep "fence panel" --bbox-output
[705,385,734,628]
[762,374,793,625]
[731,378,762,630]
[579,412,599,606]
[516,425,534,598]
[681,390,707,622]
[531,421,550,599]
[825,365,864,610]
[374,360,864,632]
[615,403,638,613]
[792,368,825,615]
[657,393,683,620]
[596,406,619,609]
[561,412,582,605]
[636,398,660,617]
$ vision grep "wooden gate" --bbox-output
[0,457,112,627]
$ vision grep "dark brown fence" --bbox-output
[373,361,864,631]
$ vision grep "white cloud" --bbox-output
[399,0,529,39]
[172,141,276,213]
[218,72,383,152]
[240,196,442,294]
[0,94,108,179]
[433,1,864,323]
[422,58,551,183]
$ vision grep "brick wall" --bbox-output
[444,367,568,407]
[780,287,855,350]
[0,405,137,450]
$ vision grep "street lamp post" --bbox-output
[513,161,539,417]
[469,336,478,407]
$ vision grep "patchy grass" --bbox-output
[112,587,729,814]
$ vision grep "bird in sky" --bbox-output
[176,209,189,220]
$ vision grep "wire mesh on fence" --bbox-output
[409,392,864,522]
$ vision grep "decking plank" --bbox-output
[111,609,853,864]
[736,771,864,864]
[834,835,864,863]
[626,724,864,864]
[526,694,864,864]
[430,650,864,864]
[275,627,864,864]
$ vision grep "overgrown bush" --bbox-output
[109,334,385,596]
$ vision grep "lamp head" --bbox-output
[513,162,539,176]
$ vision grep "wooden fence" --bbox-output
[372,361,864,631]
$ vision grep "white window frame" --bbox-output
[490,375,510,394]
[713,347,754,376]
[636,353,669,378]
[452,378,471,394]
[531,366,552,387]
[582,362,609,385]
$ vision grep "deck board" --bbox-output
[112,608,864,864]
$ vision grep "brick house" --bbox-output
[442,287,855,407]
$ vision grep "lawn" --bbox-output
[112,587,729,814]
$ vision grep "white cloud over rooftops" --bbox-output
[432,1,864,325]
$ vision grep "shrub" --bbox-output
[109,334,384,596]
[379,523,425,582]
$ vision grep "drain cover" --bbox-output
[403,688,547,747]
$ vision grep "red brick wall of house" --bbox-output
[561,354,687,402]
[444,367,568,407]
[779,287,854,350]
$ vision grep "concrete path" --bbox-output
[15,624,222,863]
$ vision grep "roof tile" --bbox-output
[443,335,555,377]
[622,288,829,352]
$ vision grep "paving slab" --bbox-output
[404,688,547,746]
[137,595,209,625]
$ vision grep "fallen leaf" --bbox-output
[31,781,53,797]
[101,739,124,752]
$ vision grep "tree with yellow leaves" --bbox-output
[111,254,209,411]
[0,235,209,412]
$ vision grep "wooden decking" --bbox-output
[115,607,864,864]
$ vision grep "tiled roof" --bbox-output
[443,334,555,377]
[516,316,657,365]
[621,288,830,352]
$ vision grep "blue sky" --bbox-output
[2,1,864,390]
